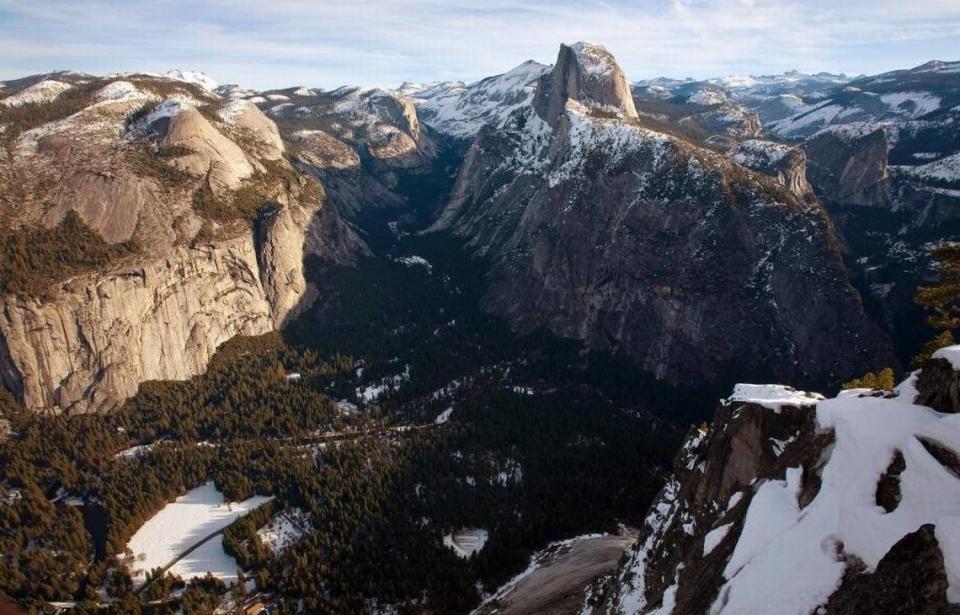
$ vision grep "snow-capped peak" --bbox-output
[407,60,549,139]
[163,69,220,92]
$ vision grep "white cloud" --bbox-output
[0,0,957,89]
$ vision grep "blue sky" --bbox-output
[1,0,958,89]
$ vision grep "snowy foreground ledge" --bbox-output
[716,379,960,612]
[125,482,272,586]
[612,360,960,614]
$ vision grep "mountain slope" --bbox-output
[404,60,550,140]
[432,42,893,388]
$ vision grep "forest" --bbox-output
[0,222,707,613]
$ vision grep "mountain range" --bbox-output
[1,42,959,614]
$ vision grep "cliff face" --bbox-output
[730,139,814,198]
[0,237,273,413]
[532,42,638,125]
[433,43,893,388]
[600,362,960,614]
[0,74,363,413]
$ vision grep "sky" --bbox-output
[1,0,959,90]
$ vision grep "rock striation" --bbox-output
[0,73,363,413]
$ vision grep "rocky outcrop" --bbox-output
[218,99,285,161]
[148,100,256,194]
[533,42,637,124]
[262,86,438,219]
[730,139,814,199]
[825,524,960,614]
[803,125,891,206]
[601,386,829,614]
[599,363,960,614]
[916,356,960,413]
[434,43,893,389]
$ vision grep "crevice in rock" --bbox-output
[917,436,960,480]
[876,449,906,512]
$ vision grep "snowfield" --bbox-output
[126,482,273,586]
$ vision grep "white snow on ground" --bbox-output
[899,152,960,184]
[114,440,163,460]
[895,371,920,403]
[769,102,844,136]
[725,384,824,412]
[880,91,941,118]
[393,255,432,271]
[434,407,454,425]
[730,139,792,169]
[336,399,359,414]
[615,479,681,613]
[937,518,960,603]
[1,79,73,107]
[547,109,669,189]
[167,535,239,583]
[293,87,317,97]
[810,121,887,143]
[163,69,219,91]
[407,60,548,139]
[703,523,733,556]
[257,508,310,555]
[143,98,189,125]
[935,345,960,369]
[688,89,728,106]
[443,528,489,559]
[126,482,273,586]
[569,42,616,78]
[266,93,290,101]
[218,99,255,123]
[356,365,411,403]
[95,80,149,103]
[711,365,960,614]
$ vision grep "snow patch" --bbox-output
[126,482,272,586]
[880,91,941,119]
[726,384,824,412]
[163,69,219,92]
[443,528,488,558]
[257,508,310,555]
[1,79,73,107]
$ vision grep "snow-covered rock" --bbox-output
[604,360,960,613]
[725,384,824,412]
